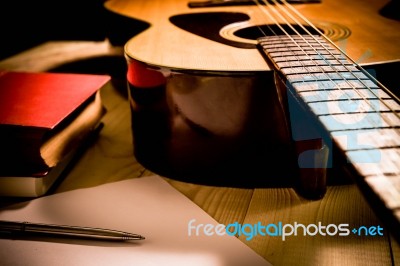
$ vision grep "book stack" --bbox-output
[0,71,110,197]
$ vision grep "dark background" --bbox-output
[0,1,109,60]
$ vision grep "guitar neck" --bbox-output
[258,34,400,242]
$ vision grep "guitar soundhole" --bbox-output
[233,21,351,43]
[170,12,351,48]
[234,24,320,39]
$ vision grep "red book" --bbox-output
[0,71,110,191]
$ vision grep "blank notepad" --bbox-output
[0,175,271,266]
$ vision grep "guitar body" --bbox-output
[105,0,400,71]
[104,0,400,193]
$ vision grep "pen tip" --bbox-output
[126,233,145,240]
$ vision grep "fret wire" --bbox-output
[256,5,388,139]
[252,2,335,95]
[273,0,400,180]
[259,0,361,104]
[260,0,397,135]
[258,37,392,132]
[254,0,400,145]
[254,0,400,179]
[279,0,400,123]
[267,0,385,113]
[254,1,348,118]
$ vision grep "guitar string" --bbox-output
[282,0,400,105]
[268,0,371,104]
[278,0,400,125]
[268,0,400,179]
[250,1,361,141]
[259,0,362,106]
[266,0,400,154]
[255,0,395,146]
[252,1,368,131]
[257,0,397,121]
[252,0,399,178]
[249,3,298,136]
[255,0,398,136]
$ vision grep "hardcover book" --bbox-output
[0,71,110,196]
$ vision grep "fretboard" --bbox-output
[258,34,400,241]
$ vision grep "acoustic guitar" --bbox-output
[104,0,400,242]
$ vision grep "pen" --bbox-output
[0,220,145,241]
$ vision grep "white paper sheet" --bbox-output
[0,175,271,266]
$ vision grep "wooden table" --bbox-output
[0,40,398,266]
